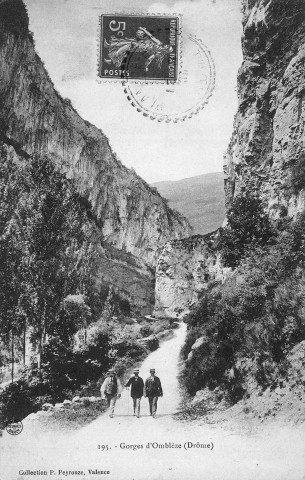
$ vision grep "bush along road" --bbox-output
[1,323,305,480]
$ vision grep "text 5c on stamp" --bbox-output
[99,15,179,81]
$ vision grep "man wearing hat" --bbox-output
[100,369,122,418]
[125,368,144,418]
[144,368,163,418]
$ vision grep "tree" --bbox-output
[218,194,274,268]
[0,148,95,373]
[0,145,26,381]
[50,294,92,346]
[101,286,115,324]
[16,156,94,368]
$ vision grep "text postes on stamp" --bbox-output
[99,15,179,81]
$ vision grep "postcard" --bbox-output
[0,0,305,479]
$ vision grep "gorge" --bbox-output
[1,0,305,433]
[0,0,192,314]
[154,0,305,319]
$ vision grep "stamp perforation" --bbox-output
[96,12,183,85]
[122,34,215,123]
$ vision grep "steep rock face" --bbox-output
[224,0,305,218]
[153,234,229,319]
[95,241,155,315]
[0,0,191,268]
[2,139,154,313]
[155,0,305,319]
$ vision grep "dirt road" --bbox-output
[1,323,305,480]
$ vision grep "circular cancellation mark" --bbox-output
[6,419,23,435]
[122,33,215,122]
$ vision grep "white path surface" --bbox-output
[1,323,305,480]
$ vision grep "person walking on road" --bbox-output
[100,369,122,418]
[125,368,144,418]
[144,368,163,418]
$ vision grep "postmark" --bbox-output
[98,15,179,81]
[123,33,215,122]
[5,419,23,435]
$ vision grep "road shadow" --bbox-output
[113,413,175,419]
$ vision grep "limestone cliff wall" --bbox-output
[154,0,305,319]
[2,140,155,314]
[95,241,155,315]
[153,234,229,319]
[0,0,191,268]
[224,0,305,218]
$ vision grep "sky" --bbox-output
[25,0,242,183]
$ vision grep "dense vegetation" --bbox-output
[0,145,95,371]
[182,194,305,402]
[0,144,164,427]
[217,194,275,268]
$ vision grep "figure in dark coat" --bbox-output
[125,368,144,418]
[144,368,163,418]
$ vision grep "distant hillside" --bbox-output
[152,173,225,235]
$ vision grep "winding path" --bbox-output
[1,323,305,480]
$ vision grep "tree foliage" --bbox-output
[218,194,274,268]
[0,144,95,369]
[183,212,305,399]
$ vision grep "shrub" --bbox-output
[0,328,112,427]
[140,325,153,337]
[113,337,146,360]
[146,337,159,351]
[225,367,246,403]
[75,381,101,398]
[182,212,305,401]
[0,380,34,426]
[218,194,275,268]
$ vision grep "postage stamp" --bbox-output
[98,15,179,81]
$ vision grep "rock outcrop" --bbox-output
[153,234,229,319]
[224,0,305,218]
[154,0,305,319]
[95,239,155,315]
[0,0,191,270]
[1,119,156,314]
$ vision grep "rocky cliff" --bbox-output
[224,0,305,218]
[1,140,155,314]
[0,0,191,271]
[153,234,229,319]
[154,0,305,319]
